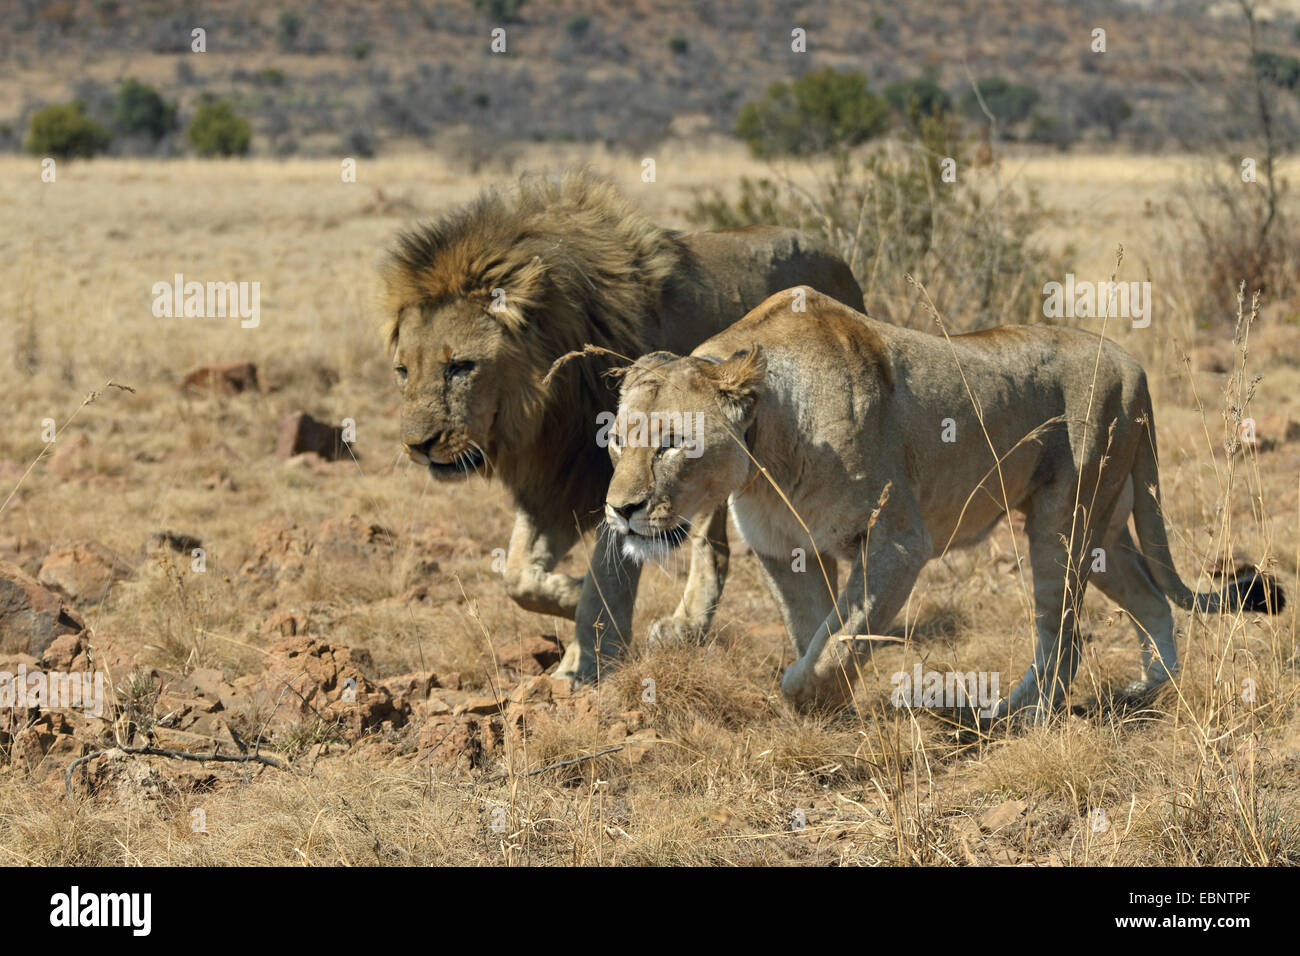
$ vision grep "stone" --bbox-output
[240,521,311,584]
[508,674,553,705]
[978,799,1028,833]
[454,693,507,716]
[38,541,133,603]
[0,559,84,656]
[494,634,563,676]
[244,634,404,739]
[276,412,349,462]
[417,714,484,770]
[143,530,203,556]
[47,433,92,478]
[179,362,259,395]
[0,536,49,576]
[317,515,394,559]
[262,609,308,637]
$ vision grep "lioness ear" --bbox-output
[704,345,766,421]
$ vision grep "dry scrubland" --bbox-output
[1,146,1299,865]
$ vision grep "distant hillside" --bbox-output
[2,0,1298,158]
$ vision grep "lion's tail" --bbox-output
[1130,396,1285,614]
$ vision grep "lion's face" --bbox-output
[392,299,513,479]
[605,350,765,563]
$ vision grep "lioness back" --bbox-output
[696,287,1151,552]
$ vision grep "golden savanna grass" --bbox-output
[1,145,1298,865]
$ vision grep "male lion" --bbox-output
[604,287,1284,717]
[383,172,864,682]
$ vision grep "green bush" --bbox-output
[186,100,251,156]
[25,101,111,158]
[1252,50,1300,89]
[472,0,526,21]
[735,68,890,157]
[884,75,952,120]
[669,36,689,55]
[277,11,303,51]
[960,76,1040,127]
[565,14,590,38]
[114,78,176,140]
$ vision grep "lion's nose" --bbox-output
[403,430,448,460]
[403,433,444,461]
[610,500,645,521]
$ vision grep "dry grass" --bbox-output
[1,150,1298,866]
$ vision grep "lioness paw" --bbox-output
[647,616,706,647]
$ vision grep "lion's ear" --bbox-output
[704,345,766,421]
[485,254,547,331]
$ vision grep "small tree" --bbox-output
[114,78,176,140]
[736,68,890,157]
[472,0,527,21]
[25,101,111,158]
[277,11,303,51]
[187,99,251,156]
[884,75,952,120]
[1251,50,1300,90]
[960,76,1040,128]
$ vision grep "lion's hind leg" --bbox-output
[1090,525,1178,696]
[998,497,1095,721]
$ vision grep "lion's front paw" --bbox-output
[551,640,600,685]
[782,659,855,712]
[780,664,812,709]
[647,616,706,648]
[1120,676,1169,702]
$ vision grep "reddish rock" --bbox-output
[143,530,202,556]
[180,362,259,395]
[508,674,553,704]
[38,629,135,676]
[38,541,133,603]
[317,515,394,559]
[494,634,563,676]
[379,672,439,711]
[276,412,349,462]
[9,710,86,780]
[0,536,49,576]
[0,560,84,656]
[417,714,484,770]
[261,609,308,636]
[454,693,507,716]
[240,521,311,584]
[1190,346,1231,375]
[1243,413,1300,453]
[624,728,661,765]
[241,634,404,740]
[48,433,92,478]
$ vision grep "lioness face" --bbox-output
[605,354,761,563]
[392,300,508,479]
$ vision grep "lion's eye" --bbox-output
[445,360,475,383]
[394,365,408,384]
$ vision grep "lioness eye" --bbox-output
[394,365,408,383]
[445,360,475,382]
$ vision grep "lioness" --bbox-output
[383,171,863,682]
[605,287,1283,716]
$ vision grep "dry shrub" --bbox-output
[688,115,1060,331]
